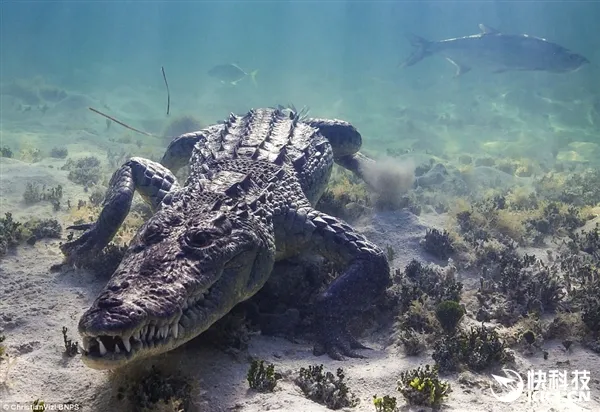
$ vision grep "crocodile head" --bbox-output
[78,201,274,369]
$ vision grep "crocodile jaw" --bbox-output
[78,268,249,370]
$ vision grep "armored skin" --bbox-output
[61,107,390,370]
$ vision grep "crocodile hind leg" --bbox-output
[160,132,203,173]
[160,124,226,174]
[306,118,362,159]
[287,206,391,360]
[306,118,379,190]
[60,157,180,263]
[333,152,378,189]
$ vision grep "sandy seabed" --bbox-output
[1,78,600,412]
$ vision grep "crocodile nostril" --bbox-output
[97,296,123,309]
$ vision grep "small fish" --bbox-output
[401,24,589,77]
[208,63,259,86]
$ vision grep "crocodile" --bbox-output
[60,106,391,370]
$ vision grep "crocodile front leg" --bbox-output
[60,157,180,263]
[284,206,391,360]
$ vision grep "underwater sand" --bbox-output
[1,75,600,412]
[1,206,599,411]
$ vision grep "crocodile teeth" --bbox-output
[147,326,155,340]
[115,345,121,354]
[123,339,131,352]
[99,340,107,356]
[83,338,90,352]
[171,324,179,339]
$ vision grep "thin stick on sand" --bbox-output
[162,66,170,116]
[88,107,156,137]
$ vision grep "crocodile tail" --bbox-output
[400,33,432,68]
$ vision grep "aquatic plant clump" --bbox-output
[125,365,192,412]
[316,167,370,222]
[0,214,62,256]
[432,323,513,372]
[580,279,600,334]
[525,202,585,238]
[397,364,450,408]
[18,145,44,163]
[31,400,45,412]
[0,335,6,357]
[1,146,13,158]
[450,192,588,251]
[396,299,438,335]
[536,169,600,207]
[61,156,103,187]
[396,329,427,356]
[22,183,63,207]
[62,327,78,357]
[295,364,358,410]
[50,146,69,159]
[400,260,462,308]
[372,394,398,412]
[476,245,565,316]
[422,228,455,260]
[435,300,464,334]
[0,213,25,256]
[23,218,62,242]
[247,359,280,392]
[568,223,600,259]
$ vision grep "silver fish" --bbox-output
[207,63,258,86]
[401,24,589,77]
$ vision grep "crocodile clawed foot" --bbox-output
[60,223,103,264]
[313,323,370,361]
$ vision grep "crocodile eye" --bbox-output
[185,230,214,248]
